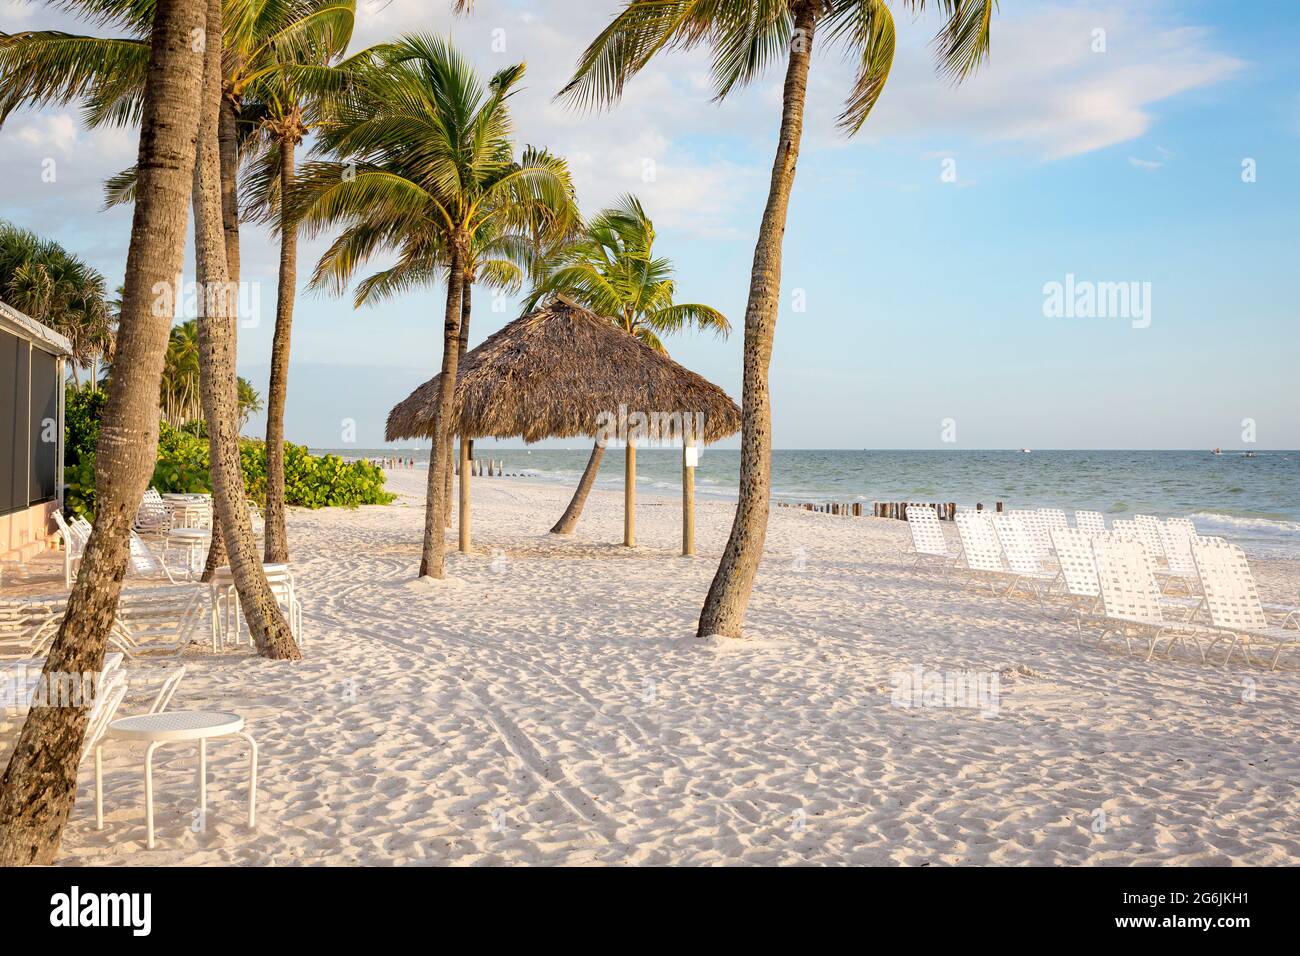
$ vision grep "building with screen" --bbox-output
[1,301,70,565]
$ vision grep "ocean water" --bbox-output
[318,447,1300,558]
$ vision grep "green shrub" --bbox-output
[62,385,395,519]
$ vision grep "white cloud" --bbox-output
[844,3,1244,159]
[14,113,79,155]
[1128,157,1163,171]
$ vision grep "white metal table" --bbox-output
[95,710,257,849]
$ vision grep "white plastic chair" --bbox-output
[51,511,87,588]
[128,531,192,585]
[1110,518,1142,542]
[1050,526,1102,634]
[1133,515,1167,562]
[1075,511,1107,537]
[113,587,206,658]
[1009,509,1055,562]
[1092,534,1209,662]
[955,512,1008,593]
[903,504,961,571]
[121,664,187,715]
[1156,519,1200,595]
[247,502,266,538]
[1037,508,1069,546]
[82,678,128,761]
[0,601,61,658]
[134,490,173,539]
[1191,538,1300,670]
[992,514,1059,605]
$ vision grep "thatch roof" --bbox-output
[386,296,741,444]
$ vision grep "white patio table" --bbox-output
[94,709,257,849]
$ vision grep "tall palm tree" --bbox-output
[192,0,300,660]
[293,34,576,579]
[523,194,730,534]
[561,0,995,638]
[0,0,206,866]
[237,5,363,563]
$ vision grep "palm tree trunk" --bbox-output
[444,280,471,534]
[218,95,241,285]
[697,1,816,639]
[263,135,297,563]
[419,235,465,578]
[551,441,605,534]
[200,88,243,580]
[192,0,299,660]
[0,0,205,865]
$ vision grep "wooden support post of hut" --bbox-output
[682,442,697,556]
[458,438,471,553]
[624,438,636,547]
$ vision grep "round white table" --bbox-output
[95,710,257,849]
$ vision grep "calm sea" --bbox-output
[315,448,1300,558]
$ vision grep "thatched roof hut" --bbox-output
[385,296,741,444]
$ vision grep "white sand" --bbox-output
[54,469,1300,865]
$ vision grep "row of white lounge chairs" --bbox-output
[904,505,1299,670]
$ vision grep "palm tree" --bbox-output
[0,0,207,866]
[523,194,730,534]
[192,0,300,660]
[160,319,201,424]
[561,0,995,638]
[237,376,263,429]
[236,5,363,563]
[293,34,576,579]
[0,222,114,387]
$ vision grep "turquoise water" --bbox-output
[317,448,1300,557]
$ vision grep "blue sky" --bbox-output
[1,0,1296,449]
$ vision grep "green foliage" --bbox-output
[61,385,394,519]
[64,384,106,468]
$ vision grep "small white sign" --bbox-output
[684,446,700,467]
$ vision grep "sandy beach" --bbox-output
[49,469,1300,866]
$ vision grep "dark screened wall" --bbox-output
[1,327,60,515]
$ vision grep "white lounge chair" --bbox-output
[247,502,266,538]
[0,601,61,659]
[1110,518,1143,543]
[1050,526,1103,634]
[955,512,1009,593]
[122,664,188,715]
[1191,538,1300,670]
[134,490,173,538]
[1037,508,1069,544]
[1075,511,1107,537]
[1156,519,1200,595]
[128,530,189,585]
[991,514,1059,606]
[1008,509,1055,562]
[903,504,961,571]
[113,587,207,658]
[1092,534,1209,662]
[1133,515,1167,562]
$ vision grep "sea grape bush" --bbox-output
[63,385,394,518]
